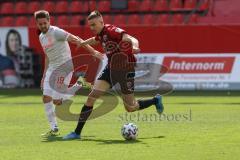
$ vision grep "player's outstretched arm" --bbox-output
[67,34,103,60]
[69,36,99,48]
[77,36,103,60]
[122,34,140,54]
[67,34,83,44]
[81,37,100,46]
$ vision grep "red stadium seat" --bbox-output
[70,15,85,26]
[188,14,198,24]
[171,14,184,24]
[28,17,36,27]
[89,0,97,11]
[55,1,68,13]
[0,16,14,26]
[156,14,169,25]
[98,1,111,12]
[15,2,28,14]
[42,1,55,13]
[1,2,14,14]
[170,0,183,11]
[28,1,41,14]
[56,16,69,26]
[103,15,112,24]
[142,14,155,25]
[113,15,127,26]
[128,14,141,25]
[128,0,139,12]
[139,0,153,12]
[50,16,56,25]
[15,16,28,26]
[70,1,88,13]
[199,0,210,11]
[153,0,169,11]
[161,14,170,24]
[184,0,197,10]
[56,1,68,13]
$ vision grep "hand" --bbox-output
[74,36,85,49]
[132,46,140,54]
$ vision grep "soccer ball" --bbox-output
[121,123,138,140]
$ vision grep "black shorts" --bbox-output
[97,66,135,94]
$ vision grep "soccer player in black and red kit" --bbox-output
[63,11,164,140]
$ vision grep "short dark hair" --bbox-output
[34,10,50,20]
[87,10,102,20]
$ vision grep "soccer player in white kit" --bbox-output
[34,10,102,137]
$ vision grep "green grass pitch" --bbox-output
[0,89,240,160]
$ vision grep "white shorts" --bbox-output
[43,68,78,100]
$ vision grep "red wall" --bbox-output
[29,25,240,82]
[29,25,240,55]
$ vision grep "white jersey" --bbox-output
[39,26,72,70]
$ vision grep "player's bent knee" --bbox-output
[43,95,52,103]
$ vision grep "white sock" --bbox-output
[44,101,58,131]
